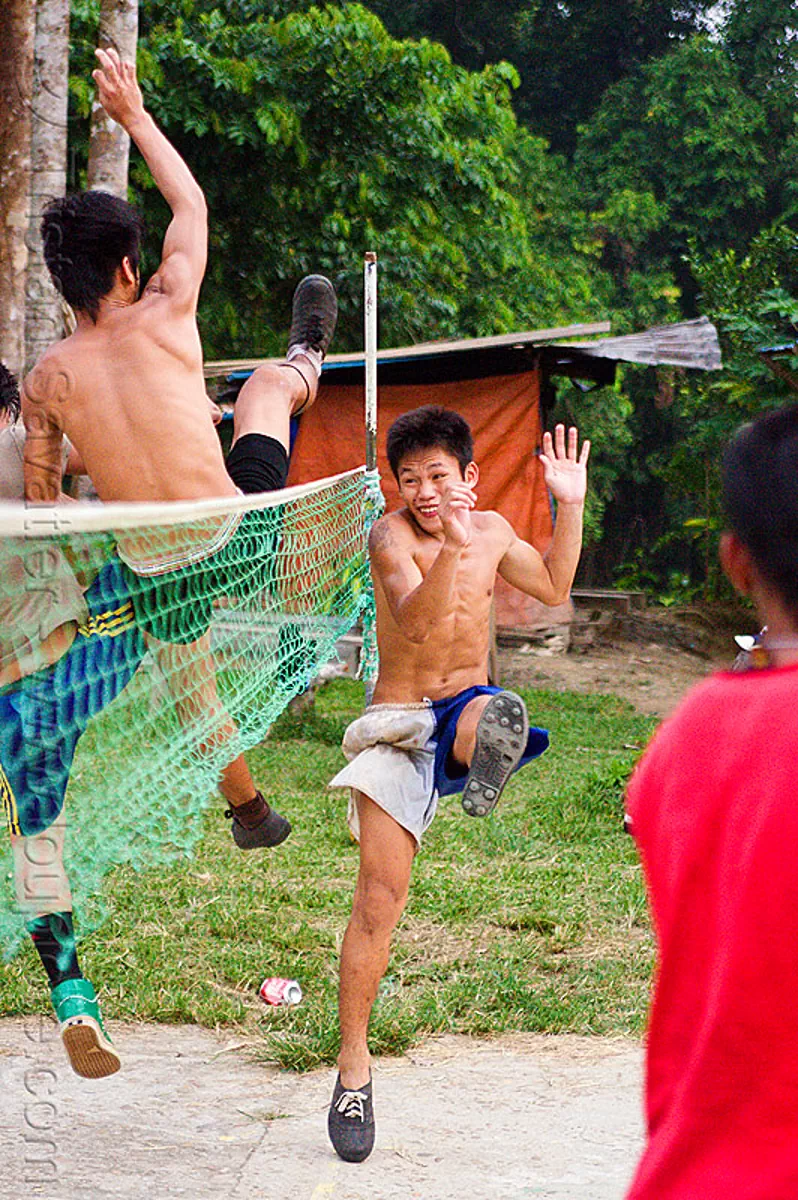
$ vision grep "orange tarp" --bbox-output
[287,370,567,628]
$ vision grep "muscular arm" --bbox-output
[92,48,207,312]
[21,379,65,504]
[370,518,463,644]
[498,503,584,605]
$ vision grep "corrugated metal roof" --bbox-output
[563,316,722,370]
[204,316,722,382]
[204,321,612,378]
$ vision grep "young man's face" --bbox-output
[395,445,476,533]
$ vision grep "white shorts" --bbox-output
[329,703,439,848]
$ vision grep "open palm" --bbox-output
[539,424,590,505]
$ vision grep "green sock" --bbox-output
[26,912,82,990]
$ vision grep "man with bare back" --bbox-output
[327,405,589,1162]
[22,47,338,850]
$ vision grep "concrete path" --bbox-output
[0,1020,644,1199]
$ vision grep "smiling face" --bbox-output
[396,445,477,534]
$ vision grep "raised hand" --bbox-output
[439,480,477,549]
[92,47,145,131]
[539,424,590,506]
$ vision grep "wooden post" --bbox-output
[0,0,34,374]
[25,0,71,369]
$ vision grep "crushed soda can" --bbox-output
[259,977,302,1006]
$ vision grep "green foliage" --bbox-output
[724,0,798,141]
[681,227,798,453]
[575,37,769,262]
[363,0,714,154]
[606,226,798,599]
[68,2,611,358]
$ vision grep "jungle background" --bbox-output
[4,0,798,600]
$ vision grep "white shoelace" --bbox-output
[334,1088,368,1121]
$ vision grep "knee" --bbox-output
[352,876,408,937]
[453,694,491,765]
[238,364,291,404]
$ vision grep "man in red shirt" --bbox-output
[626,405,798,1199]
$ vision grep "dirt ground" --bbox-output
[1,608,729,1200]
[498,605,735,719]
[0,1021,643,1200]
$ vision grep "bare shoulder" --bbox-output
[473,509,515,549]
[22,344,76,424]
[368,510,415,556]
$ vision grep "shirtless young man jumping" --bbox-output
[22,48,338,849]
[327,405,589,1161]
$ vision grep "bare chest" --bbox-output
[415,533,501,610]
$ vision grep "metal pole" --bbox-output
[364,252,378,471]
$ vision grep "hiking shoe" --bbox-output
[328,1074,375,1163]
[51,977,121,1079]
[225,795,292,850]
[462,691,528,817]
[285,275,337,414]
[287,274,337,360]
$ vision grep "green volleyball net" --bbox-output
[0,467,382,956]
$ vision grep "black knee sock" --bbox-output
[26,912,82,989]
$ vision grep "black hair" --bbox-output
[0,361,20,423]
[42,191,145,321]
[386,405,474,478]
[722,405,798,615]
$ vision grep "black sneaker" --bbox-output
[327,1074,375,1163]
[461,691,528,817]
[225,794,292,850]
[287,275,338,361]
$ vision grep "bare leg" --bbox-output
[337,792,416,1088]
[231,358,318,452]
[218,755,257,805]
[455,691,530,818]
[231,274,337,449]
[148,633,291,847]
[450,693,493,768]
[150,633,255,799]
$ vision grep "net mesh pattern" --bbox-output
[0,468,381,956]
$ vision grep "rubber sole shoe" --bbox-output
[226,805,292,850]
[328,1074,375,1163]
[462,691,528,817]
[287,275,338,360]
[51,978,121,1080]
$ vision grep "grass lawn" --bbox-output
[0,680,657,1070]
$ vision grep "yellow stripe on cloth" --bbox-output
[0,762,20,837]
[77,601,136,640]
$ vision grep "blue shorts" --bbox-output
[0,559,145,837]
[431,685,549,797]
[331,685,550,847]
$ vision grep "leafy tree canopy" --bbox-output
[360,0,715,153]
[575,37,769,261]
[69,1,612,357]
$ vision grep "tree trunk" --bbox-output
[0,0,35,376]
[25,0,71,370]
[87,0,140,198]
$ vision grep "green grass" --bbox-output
[0,680,657,1069]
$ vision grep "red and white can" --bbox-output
[259,977,303,1006]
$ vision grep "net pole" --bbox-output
[362,252,379,704]
[364,252,378,471]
